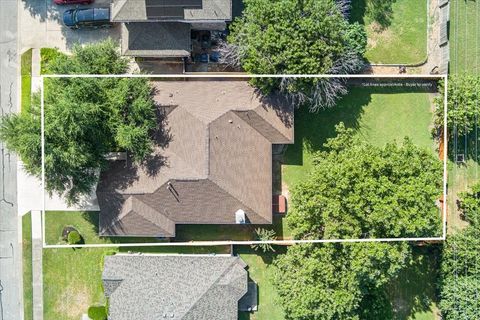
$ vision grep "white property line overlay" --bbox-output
[39,74,448,248]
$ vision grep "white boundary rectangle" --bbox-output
[39,74,448,248]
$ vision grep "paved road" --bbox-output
[0,1,21,320]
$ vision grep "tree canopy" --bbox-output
[434,75,480,138]
[287,123,443,240]
[272,242,410,320]
[0,41,157,204]
[439,226,480,319]
[227,0,366,111]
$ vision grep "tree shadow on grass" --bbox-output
[349,0,397,30]
[386,246,440,320]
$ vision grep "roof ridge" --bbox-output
[107,195,174,232]
[180,257,244,319]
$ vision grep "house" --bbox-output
[96,80,294,238]
[110,0,232,59]
[102,254,253,320]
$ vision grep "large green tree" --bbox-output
[226,0,366,111]
[272,242,410,320]
[287,123,443,240]
[458,182,480,225]
[0,41,157,204]
[439,226,480,319]
[434,75,480,138]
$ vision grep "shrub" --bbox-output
[88,305,107,320]
[67,230,82,245]
[251,228,276,252]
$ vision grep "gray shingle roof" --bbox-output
[111,0,232,22]
[121,22,191,57]
[103,254,248,320]
[97,81,294,237]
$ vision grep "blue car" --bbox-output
[63,7,112,29]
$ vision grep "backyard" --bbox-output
[449,0,480,74]
[447,0,480,233]
[386,246,441,320]
[282,84,437,188]
[350,0,428,64]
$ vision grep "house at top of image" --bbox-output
[103,254,257,320]
[97,80,294,238]
[111,0,232,70]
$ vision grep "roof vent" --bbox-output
[228,119,233,124]
[235,209,246,224]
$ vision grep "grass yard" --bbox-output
[21,49,32,114]
[22,213,33,320]
[44,210,292,243]
[283,85,436,188]
[449,0,480,74]
[387,246,441,320]
[236,247,286,320]
[446,132,480,233]
[351,0,428,64]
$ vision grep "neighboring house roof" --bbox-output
[111,0,232,22]
[97,81,294,237]
[121,22,191,57]
[103,254,248,320]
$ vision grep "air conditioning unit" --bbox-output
[235,209,246,224]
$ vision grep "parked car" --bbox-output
[54,0,94,5]
[63,7,111,29]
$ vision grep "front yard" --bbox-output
[351,0,428,64]
[44,211,293,244]
[283,84,436,188]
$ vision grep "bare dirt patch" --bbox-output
[55,284,90,319]
[367,22,395,50]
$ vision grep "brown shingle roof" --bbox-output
[97,80,293,237]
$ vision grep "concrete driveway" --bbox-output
[19,0,120,52]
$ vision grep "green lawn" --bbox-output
[44,210,292,244]
[21,49,32,114]
[283,85,435,188]
[387,246,440,320]
[22,213,33,320]
[351,0,427,64]
[449,0,480,74]
[236,247,286,320]
[446,132,480,233]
